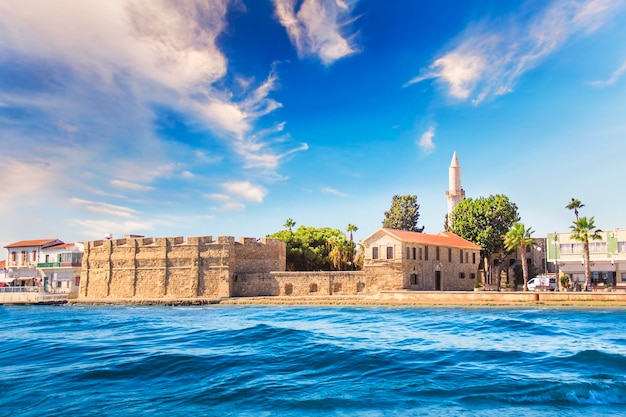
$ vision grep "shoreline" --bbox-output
[65,291,626,308]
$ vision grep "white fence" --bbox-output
[0,286,69,304]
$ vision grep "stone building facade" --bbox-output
[362,228,481,291]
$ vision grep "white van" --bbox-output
[527,276,556,291]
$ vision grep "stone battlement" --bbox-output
[88,235,283,249]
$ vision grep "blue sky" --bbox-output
[1,0,625,248]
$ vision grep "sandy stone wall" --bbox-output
[79,235,286,301]
[233,271,370,297]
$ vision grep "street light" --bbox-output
[553,232,559,292]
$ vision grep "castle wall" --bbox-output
[79,235,286,301]
[233,271,370,297]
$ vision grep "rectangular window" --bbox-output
[472,252,476,264]
[436,246,440,261]
[412,247,416,260]
[589,242,607,253]
[459,272,465,279]
[386,247,394,259]
[448,248,452,262]
[406,247,410,260]
[460,249,464,264]
[465,252,469,264]
[372,247,378,260]
[411,273,418,285]
[419,247,423,260]
[560,243,583,255]
[619,242,626,253]
[31,251,37,262]
[470,273,476,279]
[11,252,16,262]
[424,246,429,260]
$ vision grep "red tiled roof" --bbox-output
[46,243,75,249]
[4,239,62,248]
[366,228,481,250]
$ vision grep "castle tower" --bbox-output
[446,151,465,221]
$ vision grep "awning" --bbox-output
[0,277,15,284]
[16,277,35,281]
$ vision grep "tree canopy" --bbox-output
[268,225,358,271]
[447,194,519,261]
[382,194,424,232]
[565,198,584,221]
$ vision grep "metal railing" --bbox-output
[0,286,69,304]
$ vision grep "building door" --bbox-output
[435,271,442,291]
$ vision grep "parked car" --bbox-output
[527,276,556,291]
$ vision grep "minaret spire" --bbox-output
[446,151,465,225]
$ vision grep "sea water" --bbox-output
[1,305,625,416]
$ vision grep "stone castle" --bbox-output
[78,234,402,301]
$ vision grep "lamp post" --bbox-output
[553,232,559,291]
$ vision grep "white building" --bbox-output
[5,239,63,286]
[547,229,626,288]
[39,242,84,293]
[4,239,83,293]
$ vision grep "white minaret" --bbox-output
[446,151,465,221]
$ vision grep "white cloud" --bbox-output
[110,179,155,191]
[222,181,268,203]
[272,0,360,65]
[589,59,626,87]
[71,198,139,218]
[418,127,436,155]
[321,187,348,197]
[70,218,155,240]
[0,0,306,194]
[407,0,623,104]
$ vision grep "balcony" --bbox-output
[37,262,61,268]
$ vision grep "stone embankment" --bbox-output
[68,291,626,307]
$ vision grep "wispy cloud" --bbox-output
[272,0,360,65]
[418,127,436,155]
[70,218,155,240]
[110,179,155,191]
[407,0,623,104]
[0,0,306,207]
[589,59,626,87]
[71,198,139,218]
[322,187,348,197]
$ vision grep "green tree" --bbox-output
[504,223,535,291]
[447,194,519,284]
[570,216,602,290]
[284,218,296,232]
[327,235,354,271]
[565,198,584,221]
[346,224,358,241]
[382,194,425,232]
[268,226,355,271]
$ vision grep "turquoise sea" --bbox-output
[1,305,626,416]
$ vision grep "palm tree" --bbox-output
[570,216,602,290]
[346,224,358,241]
[284,218,296,232]
[504,222,535,291]
[327,236,352,271]
[565,198,585,221]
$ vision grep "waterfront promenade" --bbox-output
[61,290,626,308]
